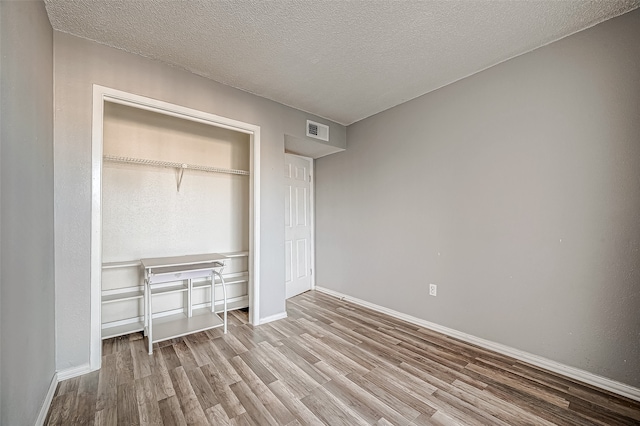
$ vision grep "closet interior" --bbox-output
[100,102,250,342]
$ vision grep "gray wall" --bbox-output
[316,9,640,387]
[0,1,56,424]
[53,32,346,371]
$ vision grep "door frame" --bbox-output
[91,85,261,370]
[284,152,315,296]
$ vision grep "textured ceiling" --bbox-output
[45,0,639,126]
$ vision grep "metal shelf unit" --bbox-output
[101,252,249,343]
[142,253,229,355]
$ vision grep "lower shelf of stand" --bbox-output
[151,308,223,344]
[102,320,145,340]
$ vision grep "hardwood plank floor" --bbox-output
[45,290,640,425]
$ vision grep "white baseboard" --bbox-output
[315,286,640,402]
[259,311,288,325]
[36,372,58,426]
[56,363,92,381]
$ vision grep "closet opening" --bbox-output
[91,85,261,370]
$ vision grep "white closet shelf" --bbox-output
[219,251,249,258]
[192,272,249,290]
[214,297,248,312]
[103,154,250,176]
[102,260,141,269]
[102,321,145,340]
[223,272,249,285]
[102,290,144,303]
[101,252,247,269]
[193,280,214,290]
[150,283,188,295]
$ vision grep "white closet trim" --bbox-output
[91,84,261,371]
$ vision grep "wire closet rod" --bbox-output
[103,154,250,176]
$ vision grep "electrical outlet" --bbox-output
[429,284,437,297]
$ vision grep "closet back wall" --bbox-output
[102,102,249,262]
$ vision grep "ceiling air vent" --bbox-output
[306,120,329,142]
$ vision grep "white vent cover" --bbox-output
[306,120,329,142]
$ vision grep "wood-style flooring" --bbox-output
[45,290,640,425]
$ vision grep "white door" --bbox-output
[285,154,313,299]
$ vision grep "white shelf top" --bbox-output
[149,261,223,278]
[141,253,228,269]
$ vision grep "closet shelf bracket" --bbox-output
[176,164,186,192]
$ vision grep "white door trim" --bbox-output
[284,153,315,293]
[91,85,261,371]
